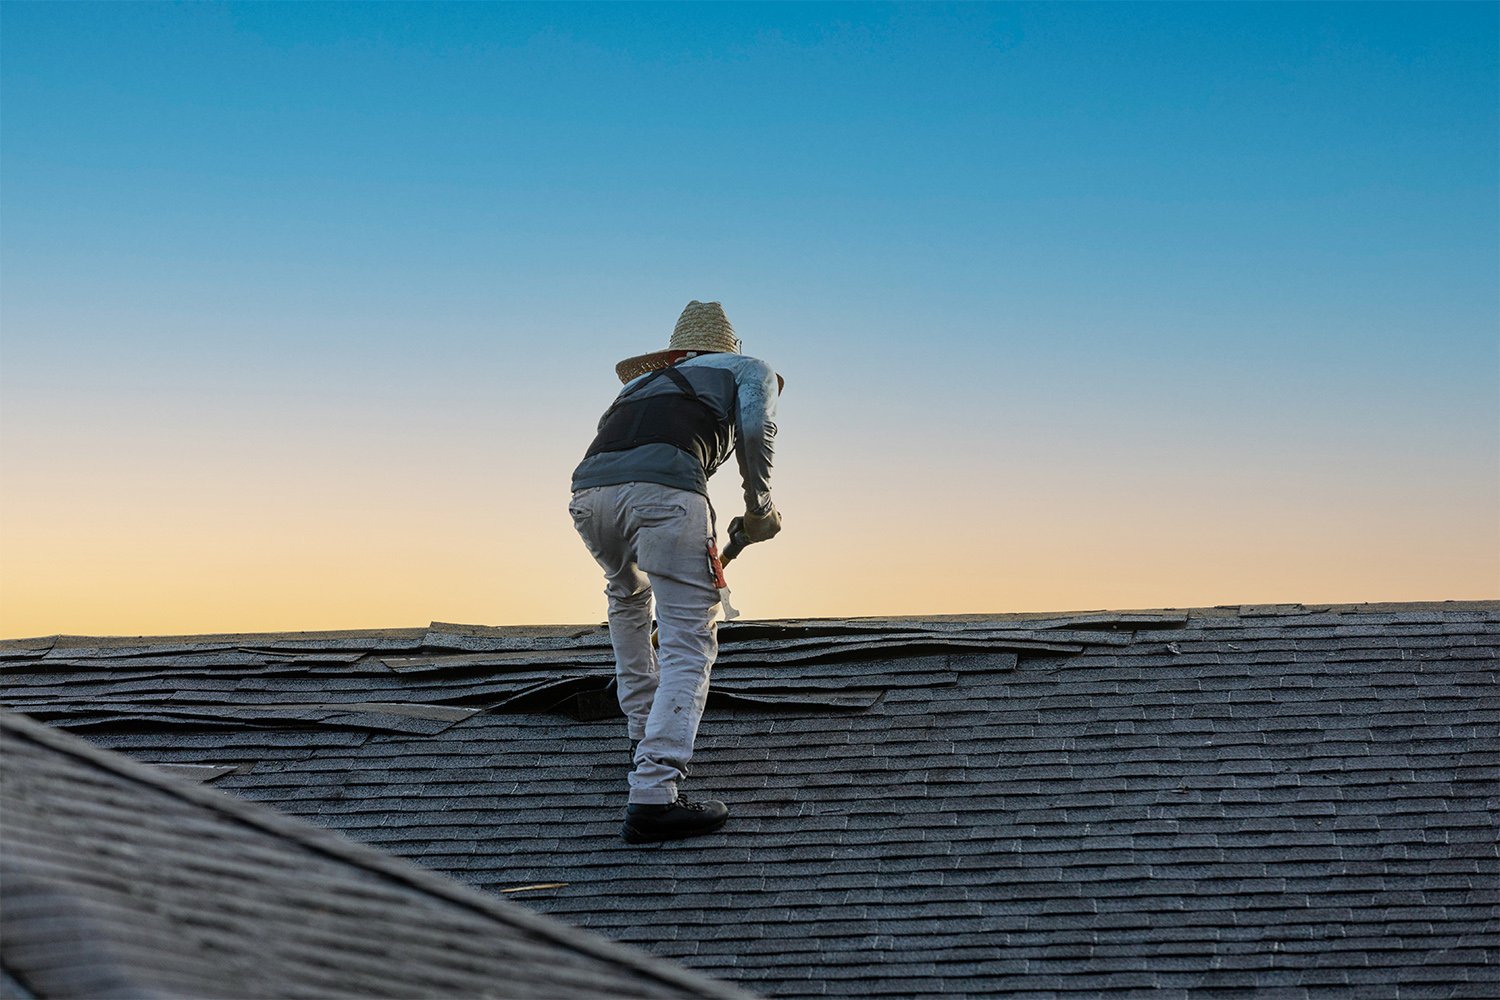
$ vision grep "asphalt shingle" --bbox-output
[2,602,1496,998]
[0,711,749,1000]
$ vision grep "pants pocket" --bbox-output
[632,503,686,527]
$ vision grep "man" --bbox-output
[569,300,782,844]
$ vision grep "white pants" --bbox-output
[568,483,721,804]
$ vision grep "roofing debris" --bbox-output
[0,615,1058,732]
[2,601,1497,998]
[0,710,749,1000]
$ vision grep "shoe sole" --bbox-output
[620,814,728,844]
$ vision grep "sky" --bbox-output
[1,1,1496,637]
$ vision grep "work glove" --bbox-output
[741,504,782,543]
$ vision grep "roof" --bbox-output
[3,601,1498,997]
[0,710,750,1000]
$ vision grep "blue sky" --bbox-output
[5,4,1493,396]
[2,2,1496,633]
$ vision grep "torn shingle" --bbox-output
[1,604,1496,998]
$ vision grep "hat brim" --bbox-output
[615,350,787,394]
[615,349,694,384]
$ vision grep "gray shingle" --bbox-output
[0,711,750,1000]
[4,603,1497,998]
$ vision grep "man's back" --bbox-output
[571,350,779,515]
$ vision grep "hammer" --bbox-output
[719,516,751,568]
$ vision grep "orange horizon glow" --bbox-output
[4,409,1495,638]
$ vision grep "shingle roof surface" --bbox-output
[3,602,1497,998]
[0,711,750,1000]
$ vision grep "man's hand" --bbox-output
[742,505,782,543]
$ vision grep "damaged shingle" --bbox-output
[2,602,1496,998]
[2,621,1032,733]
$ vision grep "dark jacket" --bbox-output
[571,353,778,514]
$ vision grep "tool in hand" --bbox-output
[719,516,750,567]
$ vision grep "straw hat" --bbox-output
[615,300,741,383]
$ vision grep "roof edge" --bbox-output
[6,600,1496,648]
[0,710,755,1000]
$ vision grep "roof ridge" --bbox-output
[0,710,753,1000]
[6,600,1496,648]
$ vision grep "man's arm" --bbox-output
[732,357,779,517]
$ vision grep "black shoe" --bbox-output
[621,795,729,844]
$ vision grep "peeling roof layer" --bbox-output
[3,602,1498,998]
[1,615,1078,730]
[0,711,749,1000]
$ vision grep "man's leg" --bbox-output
[623,484,721,805]
[569,485,656,741]
[607,590,656,743]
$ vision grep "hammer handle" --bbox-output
[721,517,749,566]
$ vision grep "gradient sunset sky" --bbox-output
[2,2,1496,637]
